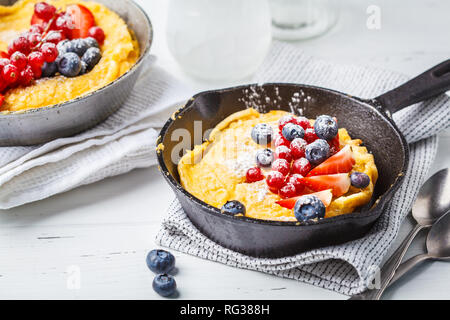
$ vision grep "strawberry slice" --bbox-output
[308,145,355,176]
[67,4,95,39]
[31,13,45,26]
[276,189,333,210]
[300,173,350,197]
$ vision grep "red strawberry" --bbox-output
[67,4,95,39]
[308,145,355,176]
[0,93,4,106]
[31,13,45,26]
[328,132,341,155]
[300,173,350,197]
[276,189,333,209]
[279,183,297,199]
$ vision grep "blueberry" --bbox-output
[58,52,82,77]
[79,61,88,75]
[294,195,326,222]
[314,115,338,141]
[351,172,370,189]
[71,39,89,56]
[146,249,176,274]
[255,148,274,167]
[221,200,246,216]
[251,123,274,145]
[282,123,305,141]
[56,39,71,55]
[82,47,102,71]
[305,139,330,165]
[152,274,177,297]
[41,61,58,77]
[84,37,100,48]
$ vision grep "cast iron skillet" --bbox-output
[157,60,450,258]
[0,0,152,146]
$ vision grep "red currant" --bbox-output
[88,26,105,45]
[28,51,45,70]
[304,128,319,143]
[246,167,264,183]
[290,138,307,159]
[10,52,27,71]
[27,32,43,48]
[278,115,297,131]
[273,135,290,148]
[34,2,57,21]
[55,13,75,37]
[266,171,285,191]
[30,24,45,34]
[279,183,297,199]
[295,116,312,130]
[271,159,290,176]
[31,64,42,79]
[45,30,65,44]
[20,65,34,86]
[40,43,58,63]
[2,64,19,84]
[292,158,312,176]
[0,58,10,72]
[8,36,31,55]
[287,174,305,193]
[274,145,292,162]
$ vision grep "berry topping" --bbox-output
[67,4,96,39]
[350,172,371,189]
[314,115,338,141]
[88,26,105,45]
[10,52,27,70]
[266,171,286,190]
[294,195,326,222]
[84,37,100,49]
[152,274,177,297]
[295,116,312,130]
[34,2,57,21]
[308,145,355,176]
[300,173,351,197]
[79,60,88,75]
[221,200,246,216]
[274,145,292,162]
[27,32,42,47]
[20,65,34,86]
[57,52,82,77]
[146,249,176,274]
[276,189,333,210]
[282,123,305,141]
[305,139,330,165]
[28,51,45,70]
[0,58,9,70]
[255,148,274,168]
[8,36,31,55]
[251,123,274,145]
[57,39,73,55]
[287,174,305,193]
[278,115,297,130]
[292,157,311,176]
[271,159,290,176]
[304,128,319,143]
[290,138,307,159]
[273,135,290,148]
[328,132,341,155]
[45,30,65,44]
[41,61,58,78]
[81,47,102,70]
[29,24,44,34]
[71,38,90,56]
[40,42,58,62]
[55,13,75,38]
[246,167,264,183]
[279,183,297,199]
[2,64,19,84]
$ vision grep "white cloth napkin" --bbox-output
[156,42,450,295]
[0,57,194,209]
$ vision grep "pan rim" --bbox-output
[157,83,410,228]
[0,0,153,118]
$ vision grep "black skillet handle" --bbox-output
[376,59,450,114]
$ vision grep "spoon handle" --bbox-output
[349,223,425,300]
[388,253,431,285]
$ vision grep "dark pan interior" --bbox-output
[161,84,407,214]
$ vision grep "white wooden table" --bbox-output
[0,0,448,300]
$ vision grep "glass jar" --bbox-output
[166,0,272,81]
[269,0,339,41]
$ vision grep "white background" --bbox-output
[0,0,449,300]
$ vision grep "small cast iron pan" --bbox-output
[0,0,152,146]
[157,60,450,258]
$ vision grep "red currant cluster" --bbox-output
[0,2,105,106]
[246,115,341,199]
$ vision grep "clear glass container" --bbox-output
[269,0,339,41]
[166,0,272,81]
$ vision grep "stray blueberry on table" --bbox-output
[153,274,177,297]
[82,47,102,71]
[221,200,246,216]
[294,195,326,222]
[58,52,82,77]
[251,123,274,145]
[146,249,176,274]
[305,139,330,165]
[282,123,305,141]
[351,172,370,189]
[255,148,274,168]
[314,115,338,141]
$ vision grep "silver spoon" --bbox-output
[350,168,450,300]
[389,210,450,285]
